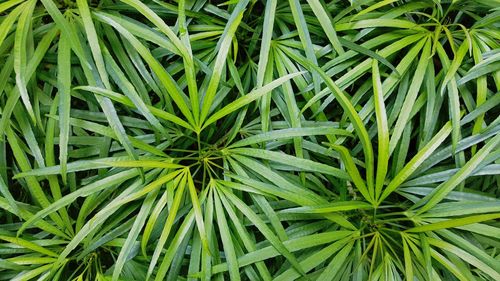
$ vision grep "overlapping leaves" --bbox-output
[0,0,499,280]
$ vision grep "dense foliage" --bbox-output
[1,0,499,280]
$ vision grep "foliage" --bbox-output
[0,0,499,280]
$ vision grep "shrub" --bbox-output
[0,0,499,280]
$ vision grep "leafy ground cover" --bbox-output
[0,0,499,280]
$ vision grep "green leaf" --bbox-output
[0,235,58,258]
[57,33,72,184]
[416,133,500,213]
[380,121,452,203]
[219,184,308,277]
[230,147,349,179]
[200,8,246,125]
[281,201,372,214]
[203,72,305,129]
[13,0,37,123]
[407,213,500,233]
[372,60,389,201]
[213,189,240,281]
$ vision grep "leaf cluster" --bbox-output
[0,0,499,280]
